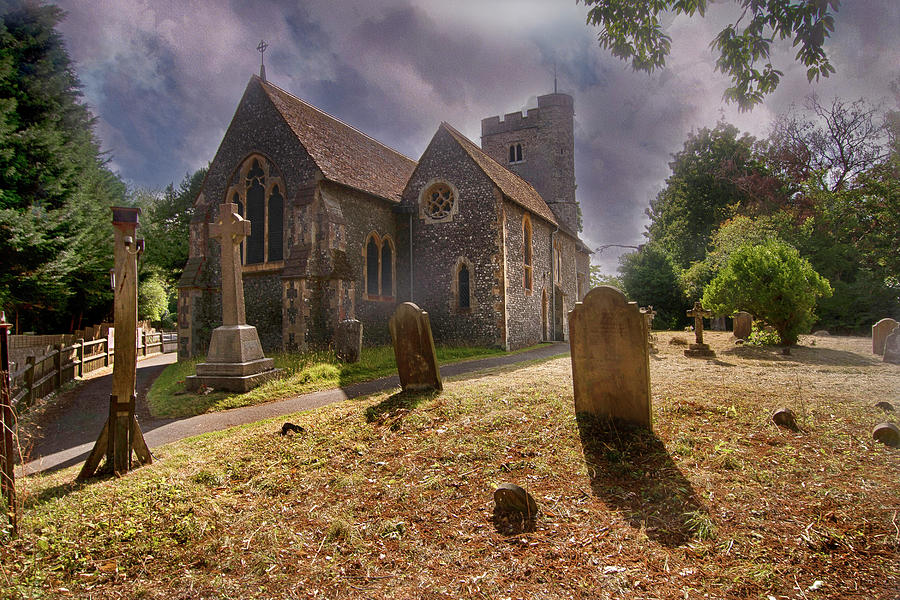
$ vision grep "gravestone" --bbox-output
[684,302,716,358]
[335,319,362,363]
[494,483,538,516]
[872,318,899,355]
[872,423,900,448]
[569,286,651,428]
[710,316,726,331]
[186,202,281,392]
[883,329,900,365]
[389,302,442,391]
[733,311,752,340]
[641,306,658,354]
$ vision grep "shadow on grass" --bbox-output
[365,388,440,428]
[577,414,709,547]
[491,506,536,536]
[21,479,91,509]
[720,344,881,366]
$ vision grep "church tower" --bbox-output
[480,93,579,232]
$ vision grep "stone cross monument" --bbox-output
[684,301,716,358]
[186,202,280,392]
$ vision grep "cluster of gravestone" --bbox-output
[870,318,900,448]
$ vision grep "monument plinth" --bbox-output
[186,202,280,392]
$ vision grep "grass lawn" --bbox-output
[3,332,898,599]
[147,345,531,418]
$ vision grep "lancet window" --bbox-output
[226,154,286,266]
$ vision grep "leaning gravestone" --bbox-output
[389,303,442,391]
[334,319,363,363]
[872,318,899,355]
[569,286,651,428]
[733,311,752,340]
[883,329,900,365]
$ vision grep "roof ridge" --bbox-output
[256,75,416,165]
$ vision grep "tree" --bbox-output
[138,272,167,324]
[578,0,839,110]
[0,1,125,332]
[618,243,686,329]
[136,168,206,288]
[646,123,761,268]
[589,264,623,290]
[766,97,890,192]
[702,240,832,346]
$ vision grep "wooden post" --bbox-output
[53,343,62,390]
[77,338,85,378]
[24,356,35,406]
[0,310,16,533]
[79,207,152,479]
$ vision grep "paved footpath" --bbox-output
[19,342,569,476]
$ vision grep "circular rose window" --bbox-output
[423,183,455,220]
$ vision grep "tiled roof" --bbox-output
[257,77,416,203]
[440,122,559,227]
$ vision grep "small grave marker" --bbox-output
[569,286,651,428]
[872,423,900,448]
[883,329,900,365]
[872,318,899,355]
[772,408,798,431]
[389,303,442,391]
[493,483,538,516]
[335,319,362,363]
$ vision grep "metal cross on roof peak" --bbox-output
[257,40,269,81]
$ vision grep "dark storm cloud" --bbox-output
[53,0,899,272]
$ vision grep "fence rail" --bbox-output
[8,330,176,411]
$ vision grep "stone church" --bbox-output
[177,73,591,359]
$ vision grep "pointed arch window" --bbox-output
[523,214,533,292]
[452,257,474,312]
[226,154,286,268]
[364,232,395,301]
[554,240,562,283]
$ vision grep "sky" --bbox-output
[54,0,899,272]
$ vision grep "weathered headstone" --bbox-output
[334,319,363,363]
[710,316,726,331]
[641,306,658,354]
[569,286,651,428]
[186,202,281,392]
[872,318,899,355]
[874,401,894,412]
[733,311,752,340]
[389,302,442,391]
[684,301,716,358]
[883,329,900,365]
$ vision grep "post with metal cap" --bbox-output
[0,309,16,532]
[79,207,152,479]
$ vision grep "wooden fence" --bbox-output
[8,331,176,411]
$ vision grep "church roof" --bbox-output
[257,76,416,203]
[439,122,560,227]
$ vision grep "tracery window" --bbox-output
[226,154,285,267]
[419,180,459,223]
[363,232,395,300]
[523,214,533,292]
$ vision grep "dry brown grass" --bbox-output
[2,333,898,599]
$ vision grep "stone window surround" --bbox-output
[522,213,533,294]
[451,256,476,314]
[508,142,524,164]
[225,152,286,272]
[418,178,460,224]
[362,231,396,301]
